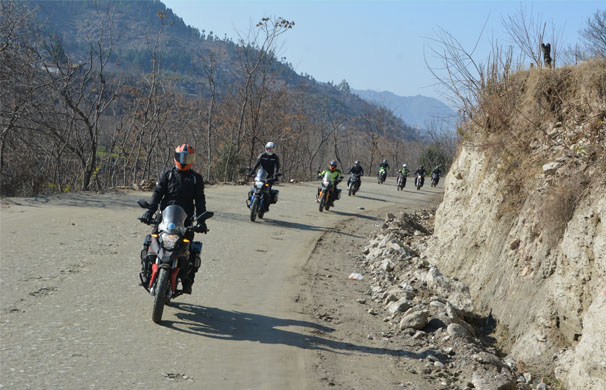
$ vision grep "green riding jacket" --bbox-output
[318,169,344,183]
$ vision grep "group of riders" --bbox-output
[137,141,442,295]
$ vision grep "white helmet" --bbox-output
[265,141,275,155]
[402,164,407,168]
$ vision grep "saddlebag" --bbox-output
[270,189,279,204]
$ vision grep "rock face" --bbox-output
[425,61,606,389]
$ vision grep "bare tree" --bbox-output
[580,10,606,58]
[222,16,294,182]
[503,5,562,68]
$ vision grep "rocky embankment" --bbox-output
[358,210,553,390]
[423,61,606,389]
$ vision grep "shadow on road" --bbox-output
[262,219,364,238]
[328,210,382,222]
[164,303,431,359]
[353,195,389,202]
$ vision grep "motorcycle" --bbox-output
[431,172,440,187]
[318,172,340,212]
[415,174,425,190]
[138,201,213,323]
[377,167,387,184]
[397,172,407,191]
[247,168,281,222]
[348,173,361,196]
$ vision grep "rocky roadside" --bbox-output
[308,209,556,390]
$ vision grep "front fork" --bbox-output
[149,262,181,297]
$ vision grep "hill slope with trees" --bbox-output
[1,0,442,195]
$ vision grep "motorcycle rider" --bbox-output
[378,158,389,182]
[316,160,344,203]
[346,160,364,188]
[431,165,442,186]
[398,163,409,176]
[431,165,442,178]
[248,141,280,205]
[139,143,207,294]
[414,164,427,187]
[378,158,390,171]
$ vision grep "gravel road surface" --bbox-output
[0,177,442,389]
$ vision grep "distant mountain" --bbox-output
[352,89,456,130]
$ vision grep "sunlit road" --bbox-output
[0,176,442,389]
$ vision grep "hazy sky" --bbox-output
[163,0,602,101]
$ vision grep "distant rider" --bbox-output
[248,141,280,204]
[398,163,409,176]
[250,141,280,178]
[139,143,207,294]
[316,160,344,202]
[414,165,427,187]
[379,158,390,172]
[431,165,442,178]
[346,160,364,188]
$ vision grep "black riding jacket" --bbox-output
[251,152,280,177]
[149,167,206,220]
[347,165,364,176]
[415,168,427,177]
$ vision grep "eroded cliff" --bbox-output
[426,60,606,388]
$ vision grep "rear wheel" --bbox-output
[152,268,170,324]
[250,197,259,221]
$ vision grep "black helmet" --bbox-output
[329,160,337,171]
[382,159,387,164]
[354,160,360,166]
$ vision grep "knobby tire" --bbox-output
[319,191,325,212]
[250,197,259,221]
[152,268,170,324]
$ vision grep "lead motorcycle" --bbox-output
[247,168,281,222]
[138,200,213,323]
[318,172,340,212]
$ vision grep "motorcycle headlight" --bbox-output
[255,181,264,188]
[160,232,179,250]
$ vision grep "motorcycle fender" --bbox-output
[149,263,160,289]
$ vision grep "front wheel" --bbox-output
[152,268,170,324]
[319,191,326,212]
[348,186,353,196]
[250,197,259,221]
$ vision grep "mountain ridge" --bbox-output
[352,88,456,130]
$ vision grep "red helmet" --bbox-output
[174,144,195,171]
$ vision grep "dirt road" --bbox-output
[0,177,442,389]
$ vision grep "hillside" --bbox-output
[2,0,429,196]
[425,59,606,388]
[352,89,456,130]
[31,0,415,136]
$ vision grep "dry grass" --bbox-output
[456,59,605,223]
